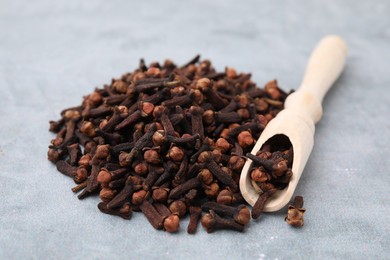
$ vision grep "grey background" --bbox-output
[0,0,389,259]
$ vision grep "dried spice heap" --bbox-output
[47,55,291,233]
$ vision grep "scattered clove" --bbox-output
[285,196,305,227]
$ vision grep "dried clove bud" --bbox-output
[285,196,305,227]
[201,210,244,233]
[167,146,185,162]
[216,188,233,205]
[98,202,132,220]
[187,206,202,234]
[237,131,254,148]
[131,190,148,206]
[202,202,251,225]
[169,200,187,218]
[163,214,180,233]
[152,187,169,203]
[251,185,276,220]
[140,200,163,230]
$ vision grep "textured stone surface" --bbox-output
[0,0,389,258]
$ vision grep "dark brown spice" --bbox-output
[131,190,148,205]
[108,178,126,190]
[187,206,202,234]
[169,200,187,218]
[107,178,134,209]
[85,163,101,194]
[172,156,189,185]
[99,188,115,203]
[56,160,76,177]
[163,214,180,233]
[205,159,238,192]
[189,106,205,142]
[139,200,163,230]
[169,177,200,200]
[152,187,169,203]
[98,202,132,220]
[251,186,276,219]
[74,166,88,183]
[153,203,172,219]
[125,123,156,163]
[67,143,81,166]
[114,110,142,131]
[216,188,233,205]
[143,165,164,191]
[285,196,305,227]
[201,210,244,233]
[48,56,290,234]
[71,181,87,193]
[202,202,250,225]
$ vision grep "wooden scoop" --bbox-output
[239,35,348,211]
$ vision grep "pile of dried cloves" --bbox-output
[48,55,301,233]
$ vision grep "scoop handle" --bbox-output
[285,35,348,123]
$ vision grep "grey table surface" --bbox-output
[1,0,389,259]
